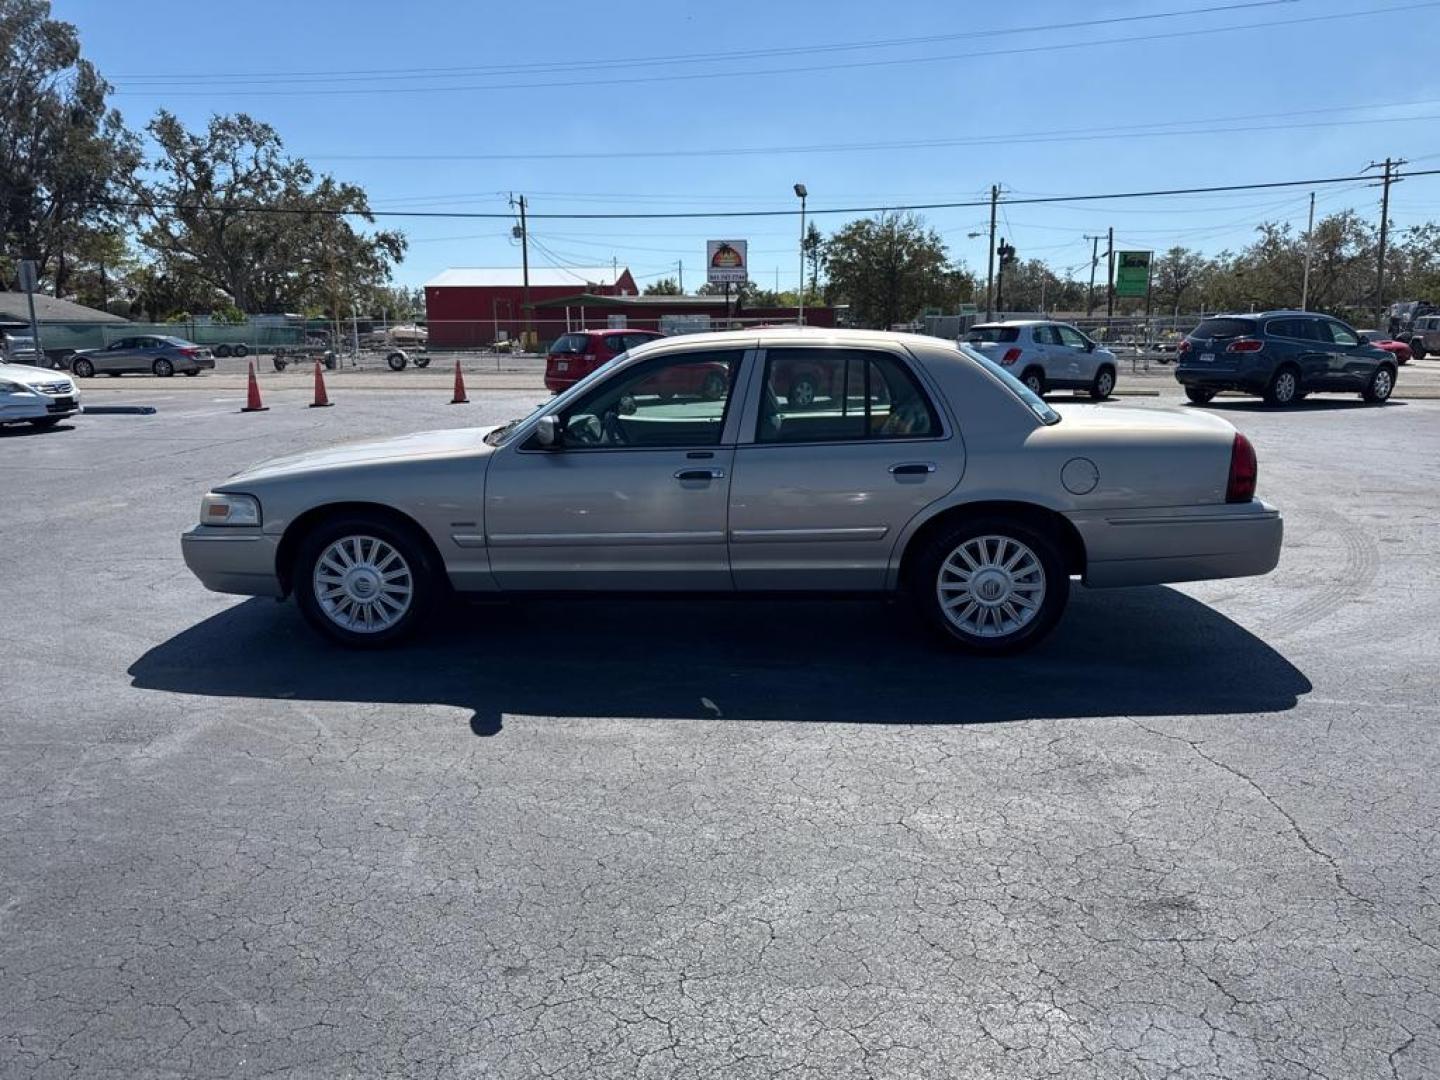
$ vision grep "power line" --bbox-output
[110,3,1435,97]
[109,0,1293,85]
[100,167,1440,222]
[306,100,1440,164]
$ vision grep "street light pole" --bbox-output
[794,183,807,326]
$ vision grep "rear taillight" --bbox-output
[1226,433,1257,503]
[1226,338,1264,353]
[1001,347,1022,366]
[179,347,199,358]
[1177,339,1192,356]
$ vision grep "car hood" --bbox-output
[0,362,71,388]
[226,426,494,484]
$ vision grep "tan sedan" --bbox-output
[182,329,1282,653]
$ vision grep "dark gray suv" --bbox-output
[1176,311,1397,407]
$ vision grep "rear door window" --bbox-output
[1266,318,1297,338]
[757,348,939,444]
[1055,325,1087,348]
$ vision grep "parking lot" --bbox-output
[3,374,1439,1078]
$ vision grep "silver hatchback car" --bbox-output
[183,329,1282,654]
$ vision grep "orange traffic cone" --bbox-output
[241,360,268,412]
[450,359,469,404]
[309,359,333,408]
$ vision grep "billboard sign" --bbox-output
[1114,250,1152,298]
[706,240,748,285]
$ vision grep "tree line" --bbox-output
[0,0,413,321]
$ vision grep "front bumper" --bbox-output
[1069,500,1283,588]
[181,526,284,597]
[1,392,81,422]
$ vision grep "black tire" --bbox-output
[1184,387,1216,404]
[273,356,288,372]
[27,417,62,429]
[184,369,199,377]
[233,344,248,358]
[214,343,232,358]
[1021,368,1047,396]
[1410,341,1426,361]
[71,357,94,378]
[909,516,1070,655]
[153,358,175,377]
[293,513,438,648]
[1362,364,1396,404]
[413,356,430,369]
[1262,365,1300,407]
[789,375,818,409]
[386,351,408,372]
[1089,365,1116,400]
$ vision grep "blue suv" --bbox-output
[1176,311,1398,407]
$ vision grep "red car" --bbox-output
[545,329,664,392]
[1359,331,1412,365]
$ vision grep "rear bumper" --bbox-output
[1069,500,1283,588]
[1175,367,1268,393]
[181,526,284,597]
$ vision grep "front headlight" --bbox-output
[0,380,36,395]
[200,492,262,527]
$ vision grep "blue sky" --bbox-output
[58,0,1440,290]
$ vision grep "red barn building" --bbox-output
[424,266,638,348]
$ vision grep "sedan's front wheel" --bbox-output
[911,518,1069,654]
[294,515,437,647]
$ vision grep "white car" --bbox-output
[0,362,81,429]
[963,320,1118,399]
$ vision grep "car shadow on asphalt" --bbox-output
[0,421,77,436]
[1197,399,1406,412]
[128,587,1310,736]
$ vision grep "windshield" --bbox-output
[959,343,1060,425]
[483,352,629,446]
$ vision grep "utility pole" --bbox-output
[1365,157,1404,324]
[1084,234,1103,317]
[1105,226,1116,324]
[984,184,999,320]
[511,194,531,348]
[677,260,684,294]
[1300,191,1316,311]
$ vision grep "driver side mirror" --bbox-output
[1357,332,1371,344]
[1083,338,1096,353]
[535,414,563,449]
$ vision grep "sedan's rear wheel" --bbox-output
[153,358,175,377]
[294,515,436,647]
[71,357,94,378]
[911,518,1069,654]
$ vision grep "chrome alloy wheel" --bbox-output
[936,534,1047,638]
[1373,367,1393,400]
[1273,369,1297,403]
[312,535,413,633]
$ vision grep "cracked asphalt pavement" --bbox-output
[2,379,1438,1078]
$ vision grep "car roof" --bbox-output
[971,319,1051,328]
[565,328,661,337]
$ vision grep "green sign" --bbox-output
[1114,250,1152,298]
[957,302,978,315]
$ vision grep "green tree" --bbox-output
[1153,246,1207,315]
[130,111,406,314]
[643,277,681,295]
[0,0,139,294]
[802,220,826,294]
[823,212,960,328]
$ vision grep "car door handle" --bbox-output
[889,462,936,475]
[674,468,725,481]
